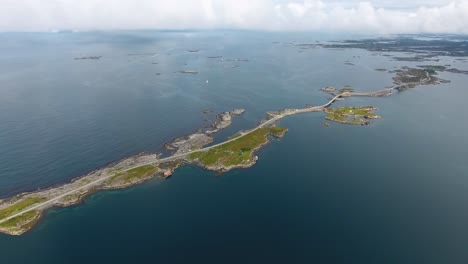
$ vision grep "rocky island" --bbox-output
[179,70,199,74]
[165,109,246,155]
[74,56,102,60]
[325,106,381,125]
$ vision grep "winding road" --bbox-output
[0,94,345,225]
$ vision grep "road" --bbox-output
[0,94,344,225]
[338,70,432,98]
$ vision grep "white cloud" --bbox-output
[0,0,467,33]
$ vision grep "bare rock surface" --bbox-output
[206,109,245,133]
[165,109,245,154]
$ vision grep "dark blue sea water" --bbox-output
[0,31,468,263]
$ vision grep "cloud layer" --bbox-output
[1,0,468,33]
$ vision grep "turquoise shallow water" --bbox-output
[0,31,468,263]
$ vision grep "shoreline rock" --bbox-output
[165,109,246,155]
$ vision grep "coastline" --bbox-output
[0,97,328,235]
[0,62,463,235]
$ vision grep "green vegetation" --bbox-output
[327,106,379,117]
[269,126,288,137]
[325,106,380,125]
[189,126,287,167]
[227,132,243,140]
[325,113,346,122]
[339,88,354,93]
[321,86,354,94]
[0,197,44,220]
[0,210,39,229]
[111,165,157,183]
[394,68,430,84]
[321,86,336,92]
[159,160,180,170]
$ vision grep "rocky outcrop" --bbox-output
[206,109,245,133]
[166,109,246,154]
[165,133,213,155]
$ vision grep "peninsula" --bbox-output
[0,92,342,235]
[0,59,465,236]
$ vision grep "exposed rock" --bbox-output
[128,53,157,56]
[321,86,336,93]
[166,109,246,154]
[231,109,246,115]
[179,70,199,74]
[165,133,213,155]
[206,109,245,133]
[74,56,102,60]
[446,68,468,75]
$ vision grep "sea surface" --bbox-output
[0,30,467,263]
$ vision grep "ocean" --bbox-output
[0,30,467,263]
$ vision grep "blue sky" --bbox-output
[1,0,467,33]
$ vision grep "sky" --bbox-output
[1,0,467,33]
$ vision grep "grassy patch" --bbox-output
[394,68,432,84]
[111,165,157,183]
[325,113,346,122]
[325,106,380,125]
[328,106,379,118]
[0,197,44,220]
[159,160,180,170]
[228,132,243,140]
[339,88,354,93]
[0,210,38,229]
[321,86,336,92]
[189,126,287,167]
[269,126,288,137]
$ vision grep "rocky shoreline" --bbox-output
[2,58,466,235]
[165,109,245,155]
[0,109,248,236]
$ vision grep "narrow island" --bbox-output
[74,56,102,60]
[179,70,199,74]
